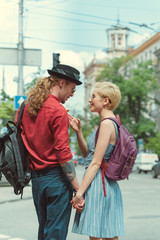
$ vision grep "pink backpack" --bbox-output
[95,116,138,197]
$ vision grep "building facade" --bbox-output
[84,25,130,119]
[119,32,160,132]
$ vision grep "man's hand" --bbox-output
[71,195,85,213]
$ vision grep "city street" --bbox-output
[0,165,160,240]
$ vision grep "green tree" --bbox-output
[24,69,45,92]
[97,57,159,147]
[0,90,15,128]
[0,70,44,129]
[145,133,160,158]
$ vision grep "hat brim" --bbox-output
[47,70,82,85]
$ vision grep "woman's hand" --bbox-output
[70,194,85,213]
[68,114,81,133]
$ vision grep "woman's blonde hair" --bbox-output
[26,76,63,117]
[95,81,121,110]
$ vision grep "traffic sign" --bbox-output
[14,95,27,110]
[0,48,41,66]
[0,127,7,134]
[138,138,144,152]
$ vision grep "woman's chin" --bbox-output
[90,107,94,112]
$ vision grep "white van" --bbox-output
[134,153,159,173]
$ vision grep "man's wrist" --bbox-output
[73,189,77,196]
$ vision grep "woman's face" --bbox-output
[89,89,104,113]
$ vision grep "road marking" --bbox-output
[9,239,24,240]
[0,235,24,240]
[0,234,10,239]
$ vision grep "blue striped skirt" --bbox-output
[72,168,125,238]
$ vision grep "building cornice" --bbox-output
[130,32,160,57]
[83,62,105,76]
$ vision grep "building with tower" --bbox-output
[107,24,129,59]
[84,24,130,119]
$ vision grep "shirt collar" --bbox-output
[49,94,61,102]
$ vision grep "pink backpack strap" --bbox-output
[95,117,120,197]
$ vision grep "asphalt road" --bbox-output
[0,166,159,240]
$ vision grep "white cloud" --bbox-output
[94,50,107,60]
[0,0,18,43]
[56,49,93,73]
[129,32,151,47]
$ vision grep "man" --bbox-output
[18,64,84,240]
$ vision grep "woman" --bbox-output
[68,81,125,240]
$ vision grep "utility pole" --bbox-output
[2,66,5,92]
[0,0,42,108]
[18,0,24,95]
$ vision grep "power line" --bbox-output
[24,3,156,35]
[26,10,110,27]
[25,28,105,32]
[25,36,106,49]
[129,22,157,32]
[25,2,123,24]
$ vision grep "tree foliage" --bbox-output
[0,90,15,128]
[0,70,44,129]
[97,57,159,153]
[145,133,160,157]
[24,69,45,92]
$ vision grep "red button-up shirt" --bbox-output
[17,95,73,170]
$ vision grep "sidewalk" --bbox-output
[0,183,32,204]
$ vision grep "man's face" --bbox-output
[60,80,76,104]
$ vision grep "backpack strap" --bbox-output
[95,117,120,197]
[6,102,25,133]
[16,101,25,127]
[111,120,118,141]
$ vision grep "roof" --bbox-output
[130,32,160,57]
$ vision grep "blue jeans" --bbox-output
[31,167,73,240]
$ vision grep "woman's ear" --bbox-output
[103,97,109,106]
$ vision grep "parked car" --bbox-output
[135,152,159,173]
[152,161,160,178]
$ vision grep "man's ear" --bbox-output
[59,79,65,89]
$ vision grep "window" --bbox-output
[118,34,122,46]
[111,34,115,49]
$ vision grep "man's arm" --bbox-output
[61,159,85,213]
[60,159,79,191]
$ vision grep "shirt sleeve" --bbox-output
[50,107,73,163]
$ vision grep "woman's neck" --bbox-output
[99,108,115,120]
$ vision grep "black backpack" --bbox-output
[0,102,31,198]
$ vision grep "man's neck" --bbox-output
[50,85,60,99]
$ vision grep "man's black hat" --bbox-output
[47,64,82,85]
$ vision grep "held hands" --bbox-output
[68,114,81,133]
[70,194,85,213]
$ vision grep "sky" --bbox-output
[0,0,160,113]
